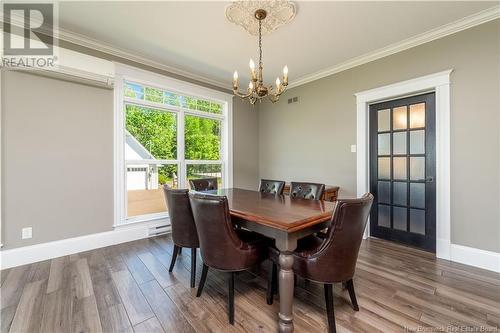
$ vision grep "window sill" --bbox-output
[113,215,170,230]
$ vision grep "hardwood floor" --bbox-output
[1,236,499,333]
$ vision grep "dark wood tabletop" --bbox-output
[209,188,336,232]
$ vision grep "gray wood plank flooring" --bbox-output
[1,236,499,332]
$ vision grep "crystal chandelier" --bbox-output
[232,9,288,105]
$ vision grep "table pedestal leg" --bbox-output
[278,252,294,333]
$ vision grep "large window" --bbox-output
[115,69,231,225]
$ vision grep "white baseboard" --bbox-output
[449,243,500,273]
[0,222,168,270]
[2,225,499,273]
[432,238,499,273]
[436,238,451,260]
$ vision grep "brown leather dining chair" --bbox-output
[163,186,199,288]
[259,179,286,195]
[290,181,325,200]
[189,192,270,325]
[291,182,327,238]
[189,178,218,191]
[269,193,374,333]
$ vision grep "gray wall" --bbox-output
[1,71,114,249]
[258,20,500,252]
[232,97,259,190]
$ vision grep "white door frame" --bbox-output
[355,70,452,260]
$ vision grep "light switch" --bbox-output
[22,227,32,239]
[351,145,357,153]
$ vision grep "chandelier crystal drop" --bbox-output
[232,9,288,105]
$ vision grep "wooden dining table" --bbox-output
[208,188,336,333]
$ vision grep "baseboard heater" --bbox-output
[148,224,171,237]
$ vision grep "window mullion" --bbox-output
[178,108,186,189]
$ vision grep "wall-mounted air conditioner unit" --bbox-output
[1,33,115,87]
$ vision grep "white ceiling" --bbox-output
[58,1,498,88]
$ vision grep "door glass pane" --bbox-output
[187,164,222,188]
[185,115,221,160]
[125,104,177,160]
[410,130,425,154]
[410,183,425,208]
[393,207,407,231]
[393,106,407,130]
[127,164,178,217]
[393,132,407,155]
[378,205,391,228]
[393,182,407,206]
[410,157,425,180]
[410,209,425,234]
[378,158,390,179]
[378,133,390,155]
[378,181,391,204]
[393,157,407,180]
[378,109,390,132]
[410,103,425,128]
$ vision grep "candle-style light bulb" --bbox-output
[276,77,281,89]
[283,65,289,85]
[249,59,256,80]
[233,71,238,88]
[249,81,254,90]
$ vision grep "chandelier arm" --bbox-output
[268,84,283,96]
[233,88,253,99]
[267,85,283,103]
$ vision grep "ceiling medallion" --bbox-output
[228,2,295,105]
[225,0,296,36]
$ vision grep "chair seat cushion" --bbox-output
[294,235,324,257]
[292,235,325,281]
[231,229,272,269]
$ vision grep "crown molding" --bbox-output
[55,28,230,90]
[2,5,498,91]
[288,5,500,89]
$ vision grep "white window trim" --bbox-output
[0,69,3,248]
[113,63,233,227]
[355,69,452,260]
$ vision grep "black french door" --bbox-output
[369,93,436,252]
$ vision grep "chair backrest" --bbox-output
[259,179,285,195]
[163,185,199,248]
[188,192,247,271]
[290,182,325,200]
[318,193,374,282]
[189,178,218,191]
